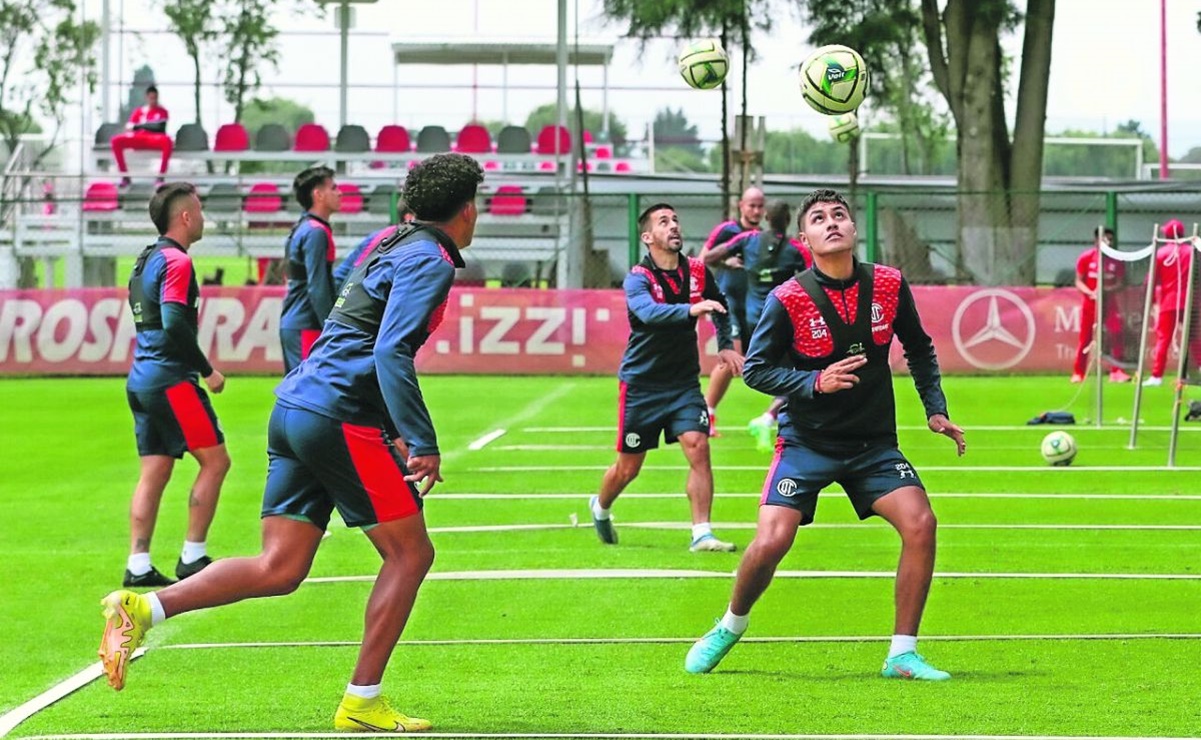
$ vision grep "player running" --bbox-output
[588,203,744,553]
[100,154,485,732]
[122,182,229,587]
[684,189,965,680]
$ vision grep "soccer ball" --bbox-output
[1040,431,1077,467]
[678,39,729,90]
[828,112,860,143]
[800,44,868,115]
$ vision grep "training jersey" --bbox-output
[126,237,211,391]
[1075,246,1123,301]
[281,212,336,331]
[703,219,755,291]
[617,254,733,389]
[275,224,464,457]
[743,260,948,453]
[728,230,813,304]
[1154,241,1193,311]
[334,225,400,289]
[128,105,168,133]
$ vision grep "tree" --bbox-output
[221,0,294,124]
[157,0,217,124]
[921,0,1056,285]
[760,127,843,175]
[0,0,99,157]
[525,103,628,148]
[654,107,702,156]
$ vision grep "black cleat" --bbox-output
[123,566,176,588]
[175,555,212,580]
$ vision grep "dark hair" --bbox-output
[403,154,484,222]
[293,165,335,210]
[148,182,197,235]
[146,85,158,95]
[396,198,415,221]
[798,188,853,225]
[1094,226,1116,239]
[766,200,791,234]
[638,202,675,233]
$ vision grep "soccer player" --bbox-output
[334,200,415,290]
[684,188,966,680]
[588,203,744,553]
[1071,227,1130,384]
[281,165,343,373]
[700,186,764,436]
[99,154,484,732]
[123,182,229,587]
[1145,219,1193,386]
[110,86,172,185]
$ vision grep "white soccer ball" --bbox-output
[828,112,860,143]
[800,44,869,115]
[678,39,729,90]
[1040,431,1077,467]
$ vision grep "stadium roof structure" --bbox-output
[391,38,614,67]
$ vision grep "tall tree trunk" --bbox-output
[191,52,203,124]
[720,24,730,220]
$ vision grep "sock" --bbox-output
[592,498,611,521]
[719,607,749,635]
[127,552,151,576]
[145,592,167,626]
[345,683,381,700]
[180,540,207,565]
[888,634,917,659]
[708,406,717,416]
[691,523,713,542]
[759,411,776,424]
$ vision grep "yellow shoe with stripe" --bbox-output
[98,590,152,691]
[334,694,432,732]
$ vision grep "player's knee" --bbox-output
[259,554,309,595]
[412,538,435,575]
[613,460,642,484]
[902,509,938,545]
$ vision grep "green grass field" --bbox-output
[2,374,1200,738]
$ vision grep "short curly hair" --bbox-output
[403,153,484,222]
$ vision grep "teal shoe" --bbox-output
[747,416,775,453]
[880,651,951,681]
[685,623,742,674]
[588,495,617,544]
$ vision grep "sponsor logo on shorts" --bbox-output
[895,462,915,479]
[776,478,798,497]
[699,410,710,427]
[624,432,641,448]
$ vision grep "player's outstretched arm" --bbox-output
[304,230,336,321]
[893,278,949,420]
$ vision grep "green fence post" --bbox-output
[1105,190,1118,235]
[865,190,879,262]
[627,192,640,269]
[389,190,399,224]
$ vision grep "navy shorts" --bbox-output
[616,382,709,453]
[261,403,422,530]
[760,439,924,525]
[127,380,224,458]
[280,328,321,374]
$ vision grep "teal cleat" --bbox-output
[747,416,775,453]
[588,495,617,544]
[685,623,742,674]
[880,652,951,681]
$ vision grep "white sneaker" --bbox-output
[690,534,737,552]
[1142,376,1163,387]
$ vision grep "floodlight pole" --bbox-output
[101,0,111,123]
[1159,0,1169,180]
[339,0,350,128]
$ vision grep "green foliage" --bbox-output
[601,0,772,41]
[221,0,282,122]
[525,103,629,146]
[655,146,711,173]
[157,0,218,123]
[1042,125,1155,179]
[760,126,845,175]
[653,107,702,156]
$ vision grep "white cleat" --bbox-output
[1142,376,1163,387]
[690,534,737,553]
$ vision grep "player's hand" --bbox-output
[816,354,867,394]
[724,256,744,269]
[405,454,443,496]
[203,369,226,394]
[689,299,727,317]
[718,349,745,377]
[928,413,966,456]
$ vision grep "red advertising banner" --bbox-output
[0,285,1136,376]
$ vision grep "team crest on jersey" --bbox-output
[776,478,798,497]
[809,317,829,339]
[871,302,884,323]
[625,432,642,448]
[690,275,701,295]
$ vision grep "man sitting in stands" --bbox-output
[111,86,173,185]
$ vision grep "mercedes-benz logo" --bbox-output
[951,289,1036,370]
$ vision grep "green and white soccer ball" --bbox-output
[1040,431,1077,467]
[828,112,860,143]
[678,39,729,90]
[800,44,868,115]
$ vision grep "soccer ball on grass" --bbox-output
[1040,431,1077,467]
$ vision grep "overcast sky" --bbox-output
[76,0,1201,158]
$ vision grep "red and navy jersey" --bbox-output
[729,230,813,303]
[281,212,336,331]
[618,254,733,388]
[743,260,948,452]
[126,238,209,391]
[334,225,400,289]
[275,224,464,456]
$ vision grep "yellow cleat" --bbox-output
[334,694,432,733]
[98,590,152,691]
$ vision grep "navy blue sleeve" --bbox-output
[701,266,734,351]
[162,303,213,377]
[624,272,691,325]
[334,233,374,289]
[373,252,455,457]
[892,278,949,418]
[302,229,335,320]
[742,294,820,398]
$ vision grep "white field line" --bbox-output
[20,733,1201,740]
[470,465,1201,473]
[423,522,1201,535]
[0,649,145,738]
[431,492,1201,501]
[467,429,507,450]
[446,383,576,463]
[522,425,1200,434]
[304,568,1201,584]
[494,444,1192,453]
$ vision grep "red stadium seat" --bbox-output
[244,182,283,213]
[614,161,632,173]
[595,146,612,159]
[455,124,492,154]
[535,125,571,155]
[82,181,119,212]
[294,123,331,152]
[576,161,594,173]
[337,182,364,214]
[489,185,527,216]
[213,123,250,152]
[537,160,556,172]
[376,125,411,152]
[582,130,594,144]
[484,160,501,171]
